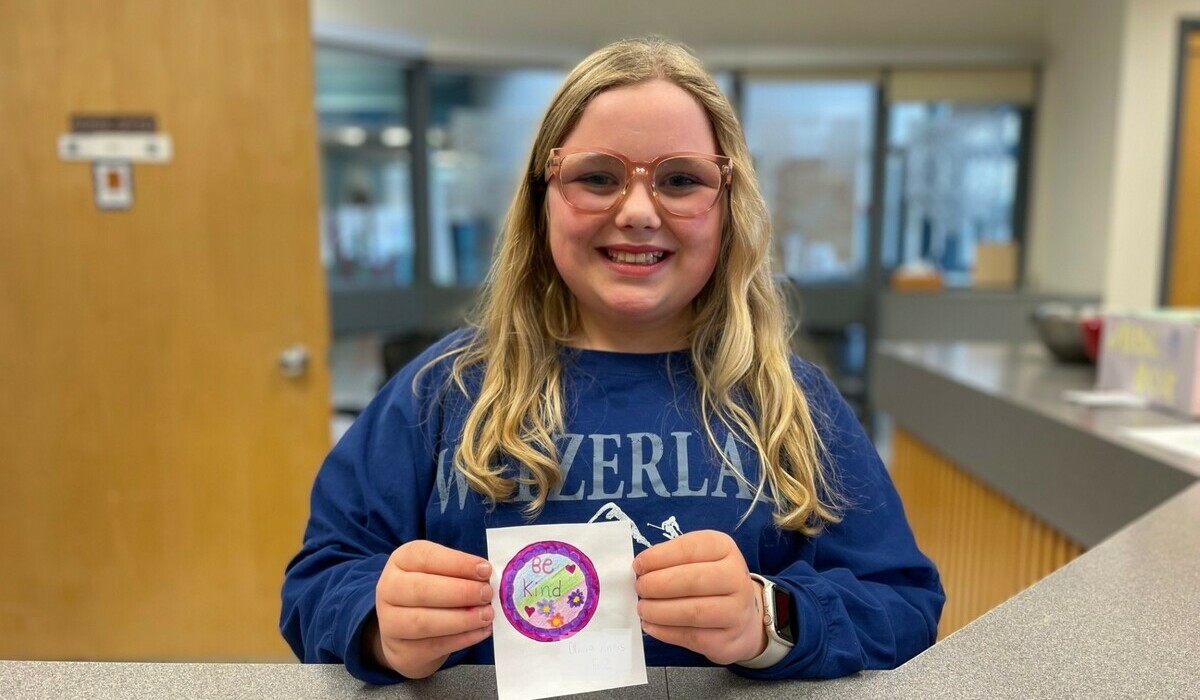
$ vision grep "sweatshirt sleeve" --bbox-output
[279,339,467,685]
[733,362,945,680]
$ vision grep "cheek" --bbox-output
[546,207,588,281]
[683,217,723,273]
[547,203,597,256]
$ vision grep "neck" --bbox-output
[569,316,691,353]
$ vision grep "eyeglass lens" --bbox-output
[557,152,724,216]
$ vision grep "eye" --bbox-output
[571,171,622,188]
[558,153,625,191]
[655,158,722,194]
[659,172,703,189]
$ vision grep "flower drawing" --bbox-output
[549,612,565,628]
[567,589,585,608]
[536,599,554,616]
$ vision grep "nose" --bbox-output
[613,170,661,230]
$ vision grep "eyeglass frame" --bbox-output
[543,147,733,218]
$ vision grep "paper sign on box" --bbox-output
[1095,311,1200,417]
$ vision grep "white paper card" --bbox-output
[1061,389,1150,408]
[1120,424,1200,460]
[487,521,647,700]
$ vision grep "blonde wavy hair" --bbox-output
[434,36,843,534]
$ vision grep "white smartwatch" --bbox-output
[737,574,796,669]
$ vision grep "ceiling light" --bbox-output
[338,126,367,147]
[381,126,411,148]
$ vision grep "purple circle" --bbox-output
[500,540,599,642]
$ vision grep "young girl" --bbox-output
[281,36,943,685]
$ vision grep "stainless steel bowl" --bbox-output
[1031,303,1091,363]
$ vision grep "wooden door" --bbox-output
[0,1,331,659]
[1167,31,1200,305]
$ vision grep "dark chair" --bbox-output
[380,331,446,387]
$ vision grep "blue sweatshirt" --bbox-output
[280,331,944,684]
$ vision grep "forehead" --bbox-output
[559,79,718,159]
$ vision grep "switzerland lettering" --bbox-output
[434,430,757,513]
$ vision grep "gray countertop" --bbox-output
[5,342,1199,698]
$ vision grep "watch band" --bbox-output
[736,574,794,669]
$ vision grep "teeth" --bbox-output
[608,250,664,265]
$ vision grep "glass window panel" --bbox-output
[428,68,566,287]
[882,102,1024,287]
[742,81,877,283]
[315,47,414,289]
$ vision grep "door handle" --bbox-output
[278,344,311,378]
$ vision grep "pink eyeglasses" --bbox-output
[545,147,732,218]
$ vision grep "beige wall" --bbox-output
[1104,0,1200,309]
[1026,0,1200,308]
[312,0,1048,65]
[1025,0,1125,297]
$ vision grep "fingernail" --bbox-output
[632,559,643,575]
[476,561,491,578]
[480,606,494,623]
[480,585,493,603]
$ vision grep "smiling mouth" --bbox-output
[605,249,666,265]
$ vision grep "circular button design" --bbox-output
[499,540,599,642]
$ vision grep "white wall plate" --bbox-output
[59,133,172,163]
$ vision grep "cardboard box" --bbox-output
[1095,311,1200,416]
[973,241,1018,289]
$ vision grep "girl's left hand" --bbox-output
[633,530,767,665]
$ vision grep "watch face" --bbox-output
[772,586,796,645]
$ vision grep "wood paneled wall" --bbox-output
[889,429,1084,639]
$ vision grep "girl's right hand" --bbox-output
[367,540,494,679]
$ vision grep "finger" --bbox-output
[385,624,494,675]
[640,621,739,664]
[379,603,494,641]
[634,531,733,574]
[393,541,491,580]
[637,596,744,630]
[381,571,493,609]
[388,625,495,661]
[635,562,743,599]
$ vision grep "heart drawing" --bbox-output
[566,564,576,573]
[524,606,536,617]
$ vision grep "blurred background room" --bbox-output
[3,0,1199,672]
